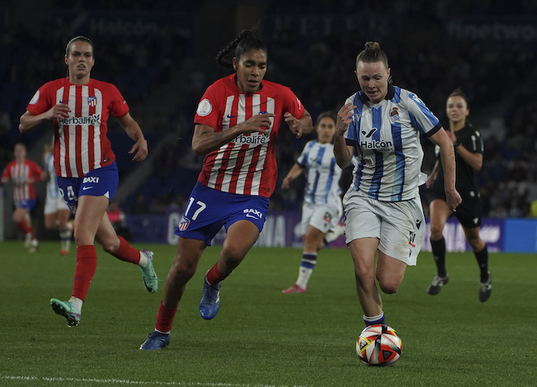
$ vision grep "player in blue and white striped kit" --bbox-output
[334,42,461,328]
[43,141,72,256]
[282,112,344,293]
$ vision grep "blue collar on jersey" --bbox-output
[359,82,395,104]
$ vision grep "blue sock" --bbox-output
[363,312,385,326]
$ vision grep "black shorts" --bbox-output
[427,187,482,229]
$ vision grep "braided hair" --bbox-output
[215,30,267,69]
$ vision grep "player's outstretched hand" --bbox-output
[336,103,355,136]
[129,139,148,162]
[284,112,304,138]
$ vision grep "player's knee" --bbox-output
[170,259,197,282]
[429,226,444,240]
[379,281,399,294]
[101,238,119,253]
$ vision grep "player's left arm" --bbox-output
[117,113,148,162]
[429,128,462,211]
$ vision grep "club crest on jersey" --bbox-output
[178,216,191,231]
[87,96,97,107]
[390,107,400,122]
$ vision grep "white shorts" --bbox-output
[343,190,424,266]
[300,201,342,235]
[44,194,70,215]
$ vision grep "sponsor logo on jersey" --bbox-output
[361,128,377,138]
[243,208,263,220]
[178,216,190,231]
[360,139,394,150]
[57,114,101,126]
[233,132,269,145]
[83,176,100,184]
[197,99,212,117]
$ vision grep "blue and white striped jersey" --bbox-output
[344,84,441,202]
[297,140,342,206]
[45,152,62,200]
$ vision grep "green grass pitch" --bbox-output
[0,240,536,386]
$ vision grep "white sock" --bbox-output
[138,252,147,267]
[69,296,83,312]
[296,267,313,289]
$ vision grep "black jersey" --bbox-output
[430,123,484,199]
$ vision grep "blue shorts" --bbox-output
[57,162,119,215]
[15,199,37,212]
[175,182,270,246]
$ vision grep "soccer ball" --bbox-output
[356,324,402,366]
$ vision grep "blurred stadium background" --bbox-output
[1,0,536,251]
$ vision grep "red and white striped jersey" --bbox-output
[194,74,305,198]
[1,160,43,202]
[26,78,129,178]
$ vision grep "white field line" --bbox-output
[1,376,311,387]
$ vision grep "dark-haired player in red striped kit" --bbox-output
[1,142,44,252]
[140,29,313,350]
[19,36,158,327]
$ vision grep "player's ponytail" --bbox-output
[216,30,267,69]
[356,41,391,82]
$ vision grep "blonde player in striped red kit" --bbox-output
[140,30,313,350]
[1,142,44,252]
[19,36,158,327]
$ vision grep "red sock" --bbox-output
[206,264,229,285]
[110,236,140,264]
[17,220,33,237]
[155,302,178,333]
[72,245,98,301]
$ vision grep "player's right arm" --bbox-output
[281,163,305,189]
[19,104,70,133]
[334,102,355,169]
[191,113,275,156]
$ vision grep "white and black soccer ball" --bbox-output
[356,324,402,366]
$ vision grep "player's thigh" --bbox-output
[348,237,380,280]
[75,195,109,244]
[222,219,261,259]
[172,237,207,276]
[376,250,407,293]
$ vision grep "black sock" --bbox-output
[475,244,489,282]
[430,237,447,277]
